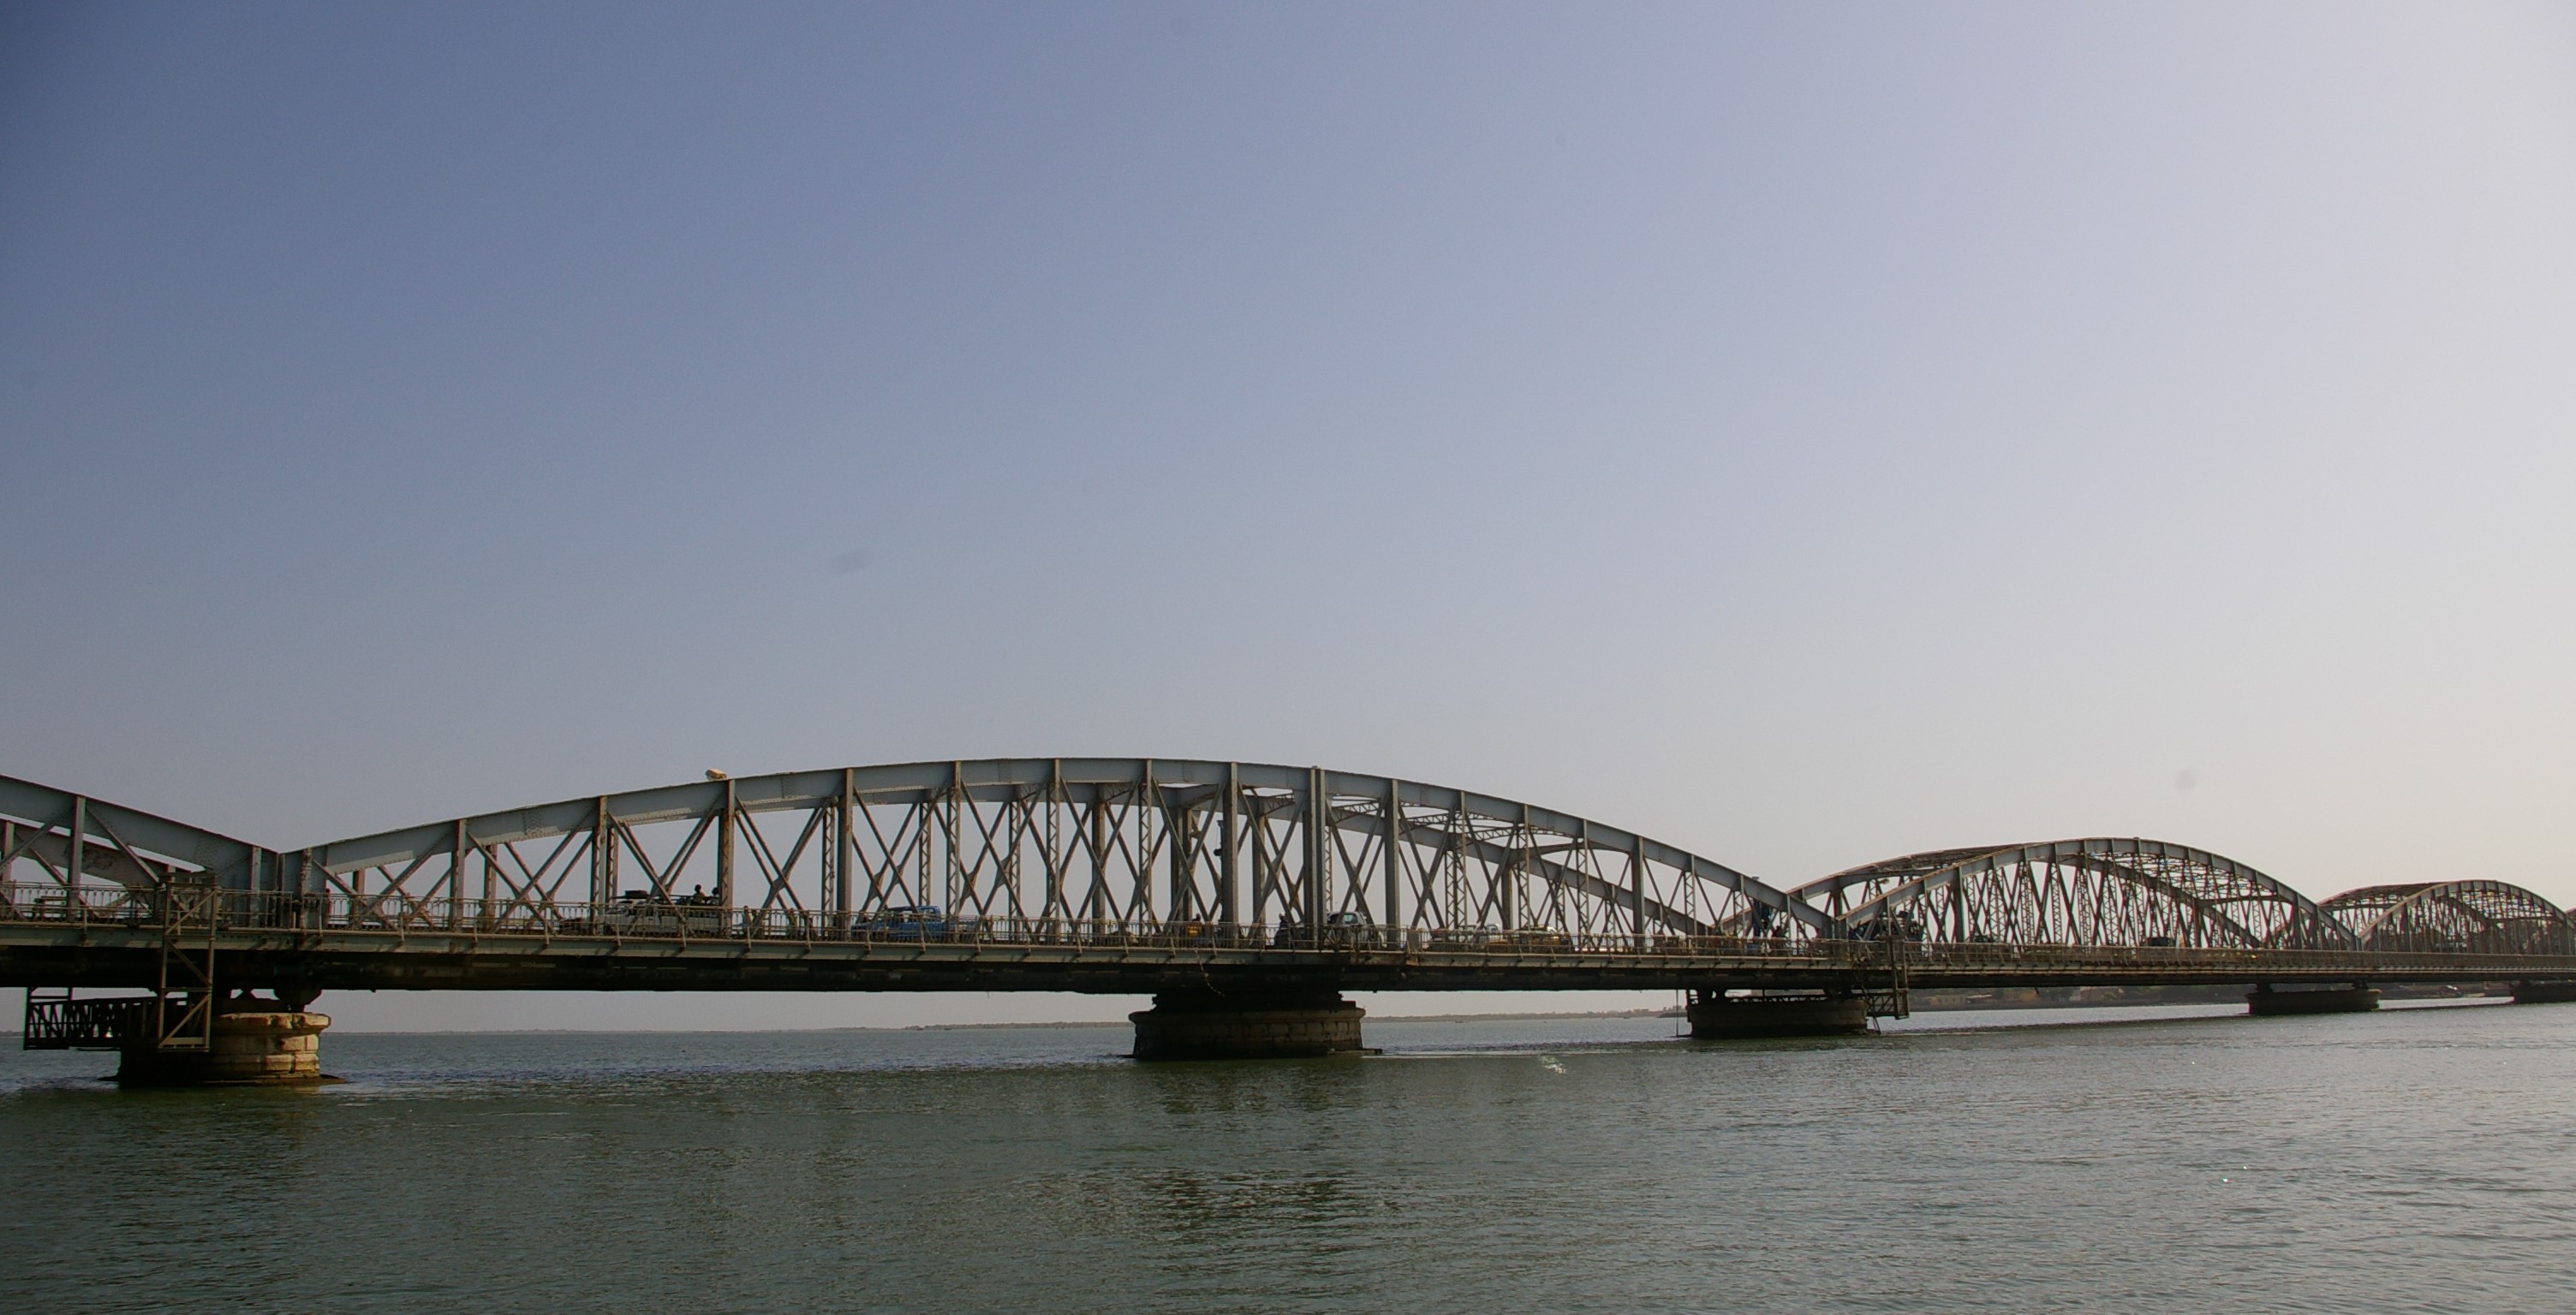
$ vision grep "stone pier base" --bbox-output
[117,1007,332,1086]
[2245,985,2380,1016]
[1130,991,1365,1060]
[2511,980,2576,1004]
[1685,991,1871,1038]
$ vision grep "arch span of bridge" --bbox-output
[293,757,1826,944]
[7,763,2576,1068]
[2321,881,2573,957]
[1782,838,2358,950]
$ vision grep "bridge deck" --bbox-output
[6,916,2569,996]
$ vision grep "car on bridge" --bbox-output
[567,889,729,937]
[1266,910,1394,949]
[856,904,977,942]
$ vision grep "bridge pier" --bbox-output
[116,994,333,1086]
[1685,990,1871,1039]
[2245,984,2380,1016]
[2511,980,2576,1004]
[1130,990,1366,1060]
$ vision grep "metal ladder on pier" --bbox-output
[151,878,218,1051]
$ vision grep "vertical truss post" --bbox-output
[1304,768,1327,942]
[450,819,468,931]
[68,795,84,894]
[1444,802,1466,930]
[1571,818,1592,939]
[1632,834,1649,943]
[1249,790,1271,928]
[836,768,856,927]
[1219,763,1239,929]
[590,797,612,908]
[945,763,965,918]
[1383,777,1403,936]
[1001,791,1028,925]
[1121,783,1146,920]
[1041,778,1065,925]
[715,778,736,912]
[1133,761,1153,924]
[478,830,497,930]
[1163,782,1188,925]
[1044,760,1068,923]
[1076,791,1097,925]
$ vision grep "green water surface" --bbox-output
[3,1001,2567,1313]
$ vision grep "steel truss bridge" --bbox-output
[6,760,2575,1025]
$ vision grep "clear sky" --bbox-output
[5,3,2572,1030]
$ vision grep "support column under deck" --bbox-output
[2510,980,2576,1004]
[1685,990,1871,1038]
[115,995,334,1086]
[1130,990,1365,1060]
[2245,984,2380,1016]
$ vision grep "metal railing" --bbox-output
[0,884,1813,953]
[21,994,146,1050]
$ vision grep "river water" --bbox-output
[3,1000,2568,1313]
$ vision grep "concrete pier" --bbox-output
[1130,990,1365,1060]
[2511,980,2576,1004]
[1685,991,1871,1038]
[2245,984,2380,1016]
[116,998,333,1086]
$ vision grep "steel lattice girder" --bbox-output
[1780,838,2360,949]
[21,767,2576,965]
[2320,880,2574,955]
[280,759,1829,940]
